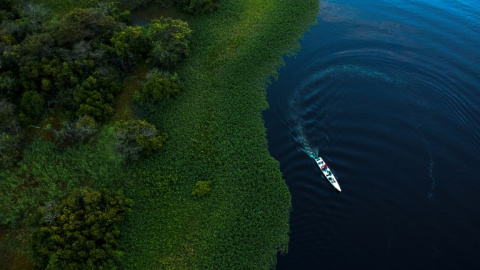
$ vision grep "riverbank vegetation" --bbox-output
[0,0,319,269]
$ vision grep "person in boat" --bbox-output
[321,164,327,170]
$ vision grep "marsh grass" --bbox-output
[118,0,319,269]
[0,0,319,269]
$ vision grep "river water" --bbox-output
[264,1,480,269]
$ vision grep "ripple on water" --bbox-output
[265,1,480,269]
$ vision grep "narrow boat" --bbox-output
[314,157,342,192]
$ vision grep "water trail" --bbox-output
[287,93,318,160]
[288,64,400,161]
[291,123,318,160]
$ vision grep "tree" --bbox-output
[0,71,18,98]
[54,116,98,144]
[138,69,180,103]
[21,90,44,118]
[18,33,55,63]
[17,3,51,33]
[146,18,192,69]
[54,8,118,47]
[107,25,150,69]
[31,189,131,270]
[114,119,167,160]
[73,73,120,121]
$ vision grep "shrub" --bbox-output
[192,180,212,198]
[146,18,192,69]
[139,69,180,103]
[73,73,120,121]
[107,25,150,69]
[18,33,55,63]
[114,120,167,160]
[21,90,44,118]
[0,71,18,97]
[96,2,131,24]
[31,188,131,270]
[16,4,52,33]
[54,8,118,47]
[54,116,98,144]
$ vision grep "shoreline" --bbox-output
[118,0,320,268]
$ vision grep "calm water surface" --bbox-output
[264,0,480,269]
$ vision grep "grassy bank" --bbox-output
[119,0,319,269]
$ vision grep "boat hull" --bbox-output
[315,157,342,192]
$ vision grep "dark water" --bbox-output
[264,1,480,269]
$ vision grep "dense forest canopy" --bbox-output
[0,1,194,162]
[0,0,197,268]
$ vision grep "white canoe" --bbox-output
[315,157,342,192]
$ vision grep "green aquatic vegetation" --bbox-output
[119,0,319,269]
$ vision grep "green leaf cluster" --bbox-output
[138,69,180,103]
[54,8,119,47]
[73,73,121,121]
[191,180,212,198]
[0,6,125,123]
[105,25,150,69]
[114,119,167,160]
[21,90,45,118]
[146,18,192,69]
[54,116,98,144]
[31,188,131,270]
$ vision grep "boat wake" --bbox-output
[287,79,344,192]
[287,83,320,161]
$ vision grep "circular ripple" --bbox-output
[265,1,480,269]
